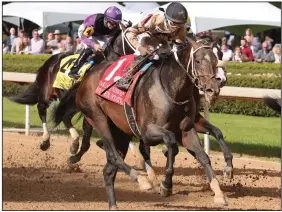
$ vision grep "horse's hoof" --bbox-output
[67,158,79,169]
[109,205,118,210]
[147,171,159,193]
[70,139,79,155]
[223,166,233,179]
[137,175,152,190]
[69,155,81,164]
[40,138,50,151]
[152,181,160,194]
[214,195,228,206]
[135,160,145,170]
[159,182,172,197]
[96,139,104,150]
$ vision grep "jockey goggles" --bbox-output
[167,19,184,29]
[105,17,119,27]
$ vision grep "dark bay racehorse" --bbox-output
[51,34,233,177]
[52,38,227,209]
[9,21,232,180]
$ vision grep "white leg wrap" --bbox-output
[43,123,48,135]
[42,123,50,140]
[69,127,79,140]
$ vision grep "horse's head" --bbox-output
[196,38,227,88]
[184,37,220,104]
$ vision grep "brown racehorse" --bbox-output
[53,37,227,209]
[8,24,133,155]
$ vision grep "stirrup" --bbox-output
[68,69,80,79]
[116,77,132,91]
[116,83,131,91]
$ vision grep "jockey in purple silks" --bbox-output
[68,6,122,78]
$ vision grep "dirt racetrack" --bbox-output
[3,132,281,210]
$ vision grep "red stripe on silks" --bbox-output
[140,13,153,25]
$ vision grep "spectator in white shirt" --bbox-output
[221,44,233,61]
[30,29,45,54]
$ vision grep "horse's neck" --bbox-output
[106,32,135,60]
[160,53,194,102]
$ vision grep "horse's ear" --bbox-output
[210,38,219,47]
[119,23,126,31]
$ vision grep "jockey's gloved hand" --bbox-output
[121,20,132,28]
[94,43,103,52]
[137,46,151,56]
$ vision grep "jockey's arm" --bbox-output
[126,24,147,50]
[126,12,157,50]
[79,14,100,49]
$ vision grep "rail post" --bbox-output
[25,105,30,135]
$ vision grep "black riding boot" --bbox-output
[68,48,93,78]
[116,56,145,91]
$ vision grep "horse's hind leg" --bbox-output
[183,129,228,206]
[62,111,80,155]
[139,140,159,192]
[83,107,152,188]
[144,124,179,197]
[37,102,51,151]
[195,114,233,179]
[103,126,131,210]
[69,117,92,164]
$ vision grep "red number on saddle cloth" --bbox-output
[95,54,137,105]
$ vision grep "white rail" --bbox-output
[3,72,281,153]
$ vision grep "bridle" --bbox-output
[159,40,217,105]
[173,40,217,91]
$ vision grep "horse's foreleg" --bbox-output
[144,124,179,197]
[37,102,50,151]
[69,117,92,164]
[194,114,233,179]
[129,140,145,170]
[183,129,228,206]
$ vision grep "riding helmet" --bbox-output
[104,6,122,22]
[165,2,188,24]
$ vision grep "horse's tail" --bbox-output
[8,53,66,105]
[263,96,281,113]
[8,81,39,105]
[51,82,81,127]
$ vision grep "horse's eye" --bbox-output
[196,60,200,64]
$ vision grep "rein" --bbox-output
[158,41,215,105]
[173,42,215,91]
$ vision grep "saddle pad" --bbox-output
[95,54,137,105]
[53,54,91,90]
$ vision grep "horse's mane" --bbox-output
[103,29,122,56]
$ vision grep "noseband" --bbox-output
[173,41,217,91]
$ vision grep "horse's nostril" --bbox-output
[216,77,222,82]
[206,88,214,94]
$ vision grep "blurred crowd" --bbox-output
[196,28,280,64]
[3,27,281,64]
[3,27,83,55]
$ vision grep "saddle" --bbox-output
[53,54,94,90]
[95,54,155,137]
